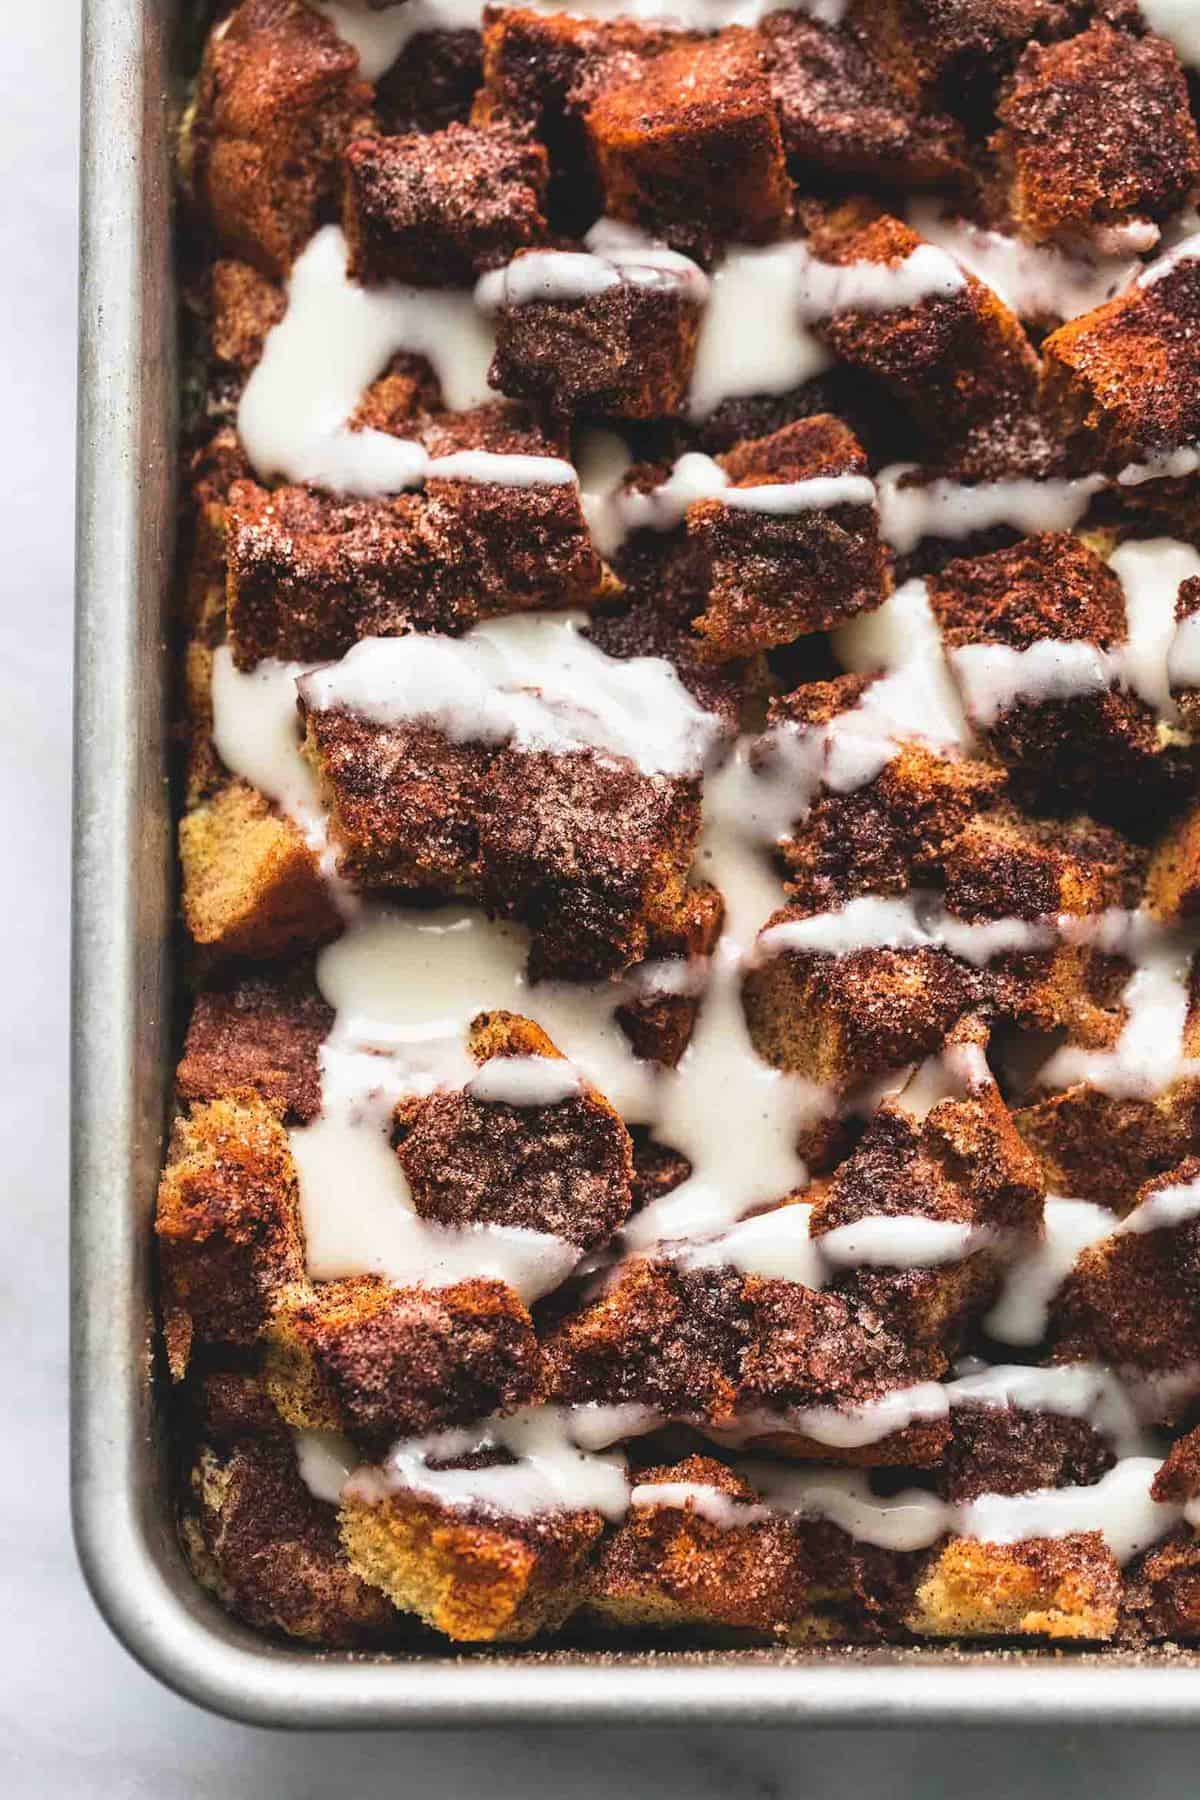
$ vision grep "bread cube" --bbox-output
[176,965,333,1123]
[343,124,549,286]
[156,1094,305,1376]
[994,23,1200,249]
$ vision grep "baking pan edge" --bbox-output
[68,0,1200,1729]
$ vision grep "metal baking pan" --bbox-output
[69,0,1200,1727]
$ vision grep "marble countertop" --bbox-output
[8,1,1200,1789]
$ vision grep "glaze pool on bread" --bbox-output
[162,0,1200,1648]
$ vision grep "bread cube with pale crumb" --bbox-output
[909,1535,1121,1640]
[179,779,341,965]
[584,30,791,262]
[176,965,333,1124]
[155,1094,305,1378]
[803,209,1040,449]
[485,252,704,420]
[994,24,1200,250]
[393,1010,634,1249]
[343,123,549,286]
[1015,1072,1200,1208]
[590,1455,806,1635]
[338,1480,604,1642]
[185,0,374,277]
[1147,800,1200,921]
[182,1430,399,1646]
[687,414,888,660]
[1042,251,1200,474]
[264,1274,545,1447]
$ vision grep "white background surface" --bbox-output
[8,0,1200,1789]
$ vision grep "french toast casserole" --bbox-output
[162,0,1200,1651]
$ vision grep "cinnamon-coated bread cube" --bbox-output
[209,258,284,379]
[583,31,791,261]
[393,1009,633,1248]
[1042,250,1200,475]
[374,27,482,136]
[156,1094,305,1377]
[185,0,374,277]
[845,0,1079,111]
[762,10,968,190]
[1015,1075,1200,1207]
[929,534,1193,819]
[804,210,1040,449]
[743,925,977,1089]
[590,1455,807,1634]
[1059,1157,1200,1376]
[338,1480,604,1641]
[182,1433,398,1645]
[908,1535,1121,1640]
[687,414,888,659]
[1147,802,1200,922]
[485,252,704,420]
[343,124,549,286]
[475,749,704,980]
[1124,1530,1200,1642]
[179,779,341,965]
[176,965,333,1123]
[994,24,1200,250]
[264,1275,545,1445]
[615,880,723,1068]
[1169,577,1200,730]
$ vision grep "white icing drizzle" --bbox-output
[466,1055,584,1107]
[818,1217,990,1270]
[311,0,847,82]
[424,450,577,487]
[985,1197,1117,1346]
[1117,445,1200,486]
[1136,227,1200,289]
[757,892,1057,966]
[476,220,708,312]
[1168,609,1200,690]
[749,1463,950,1551]
[678,1201,826,1286]
[1139,0,1200,68]
[629,1481,771,1527]
[210,647,323,839]
[876,464,1104,555]
[347,1407,632,1520]
[956,1458,1177,1566]
[1116,1171,1200,1236]
[299,611,722,779]
[949,639,1115,729]
[688,242,832,417]
[238,225,495,494]
[707,1382,951,1451]
[907,200,1139,323]
[293,1428,359,1504]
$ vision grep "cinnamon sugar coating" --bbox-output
[583,30,792,262]
[845,0,1081,113]
[909,1533,1122,1639]
[185,0,374,277]
[156,1095,305,1378]
[394,1010,634,1247]
[688,415,889,659]
[994,23,1200,248]
[938,1401,1113,1502]
[226,412,604,666]
[183,1432,399,1645]
[176,965,333,1123]
[265,1274,545,1446]
[763,10,968,191]
[343,124,549,286]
